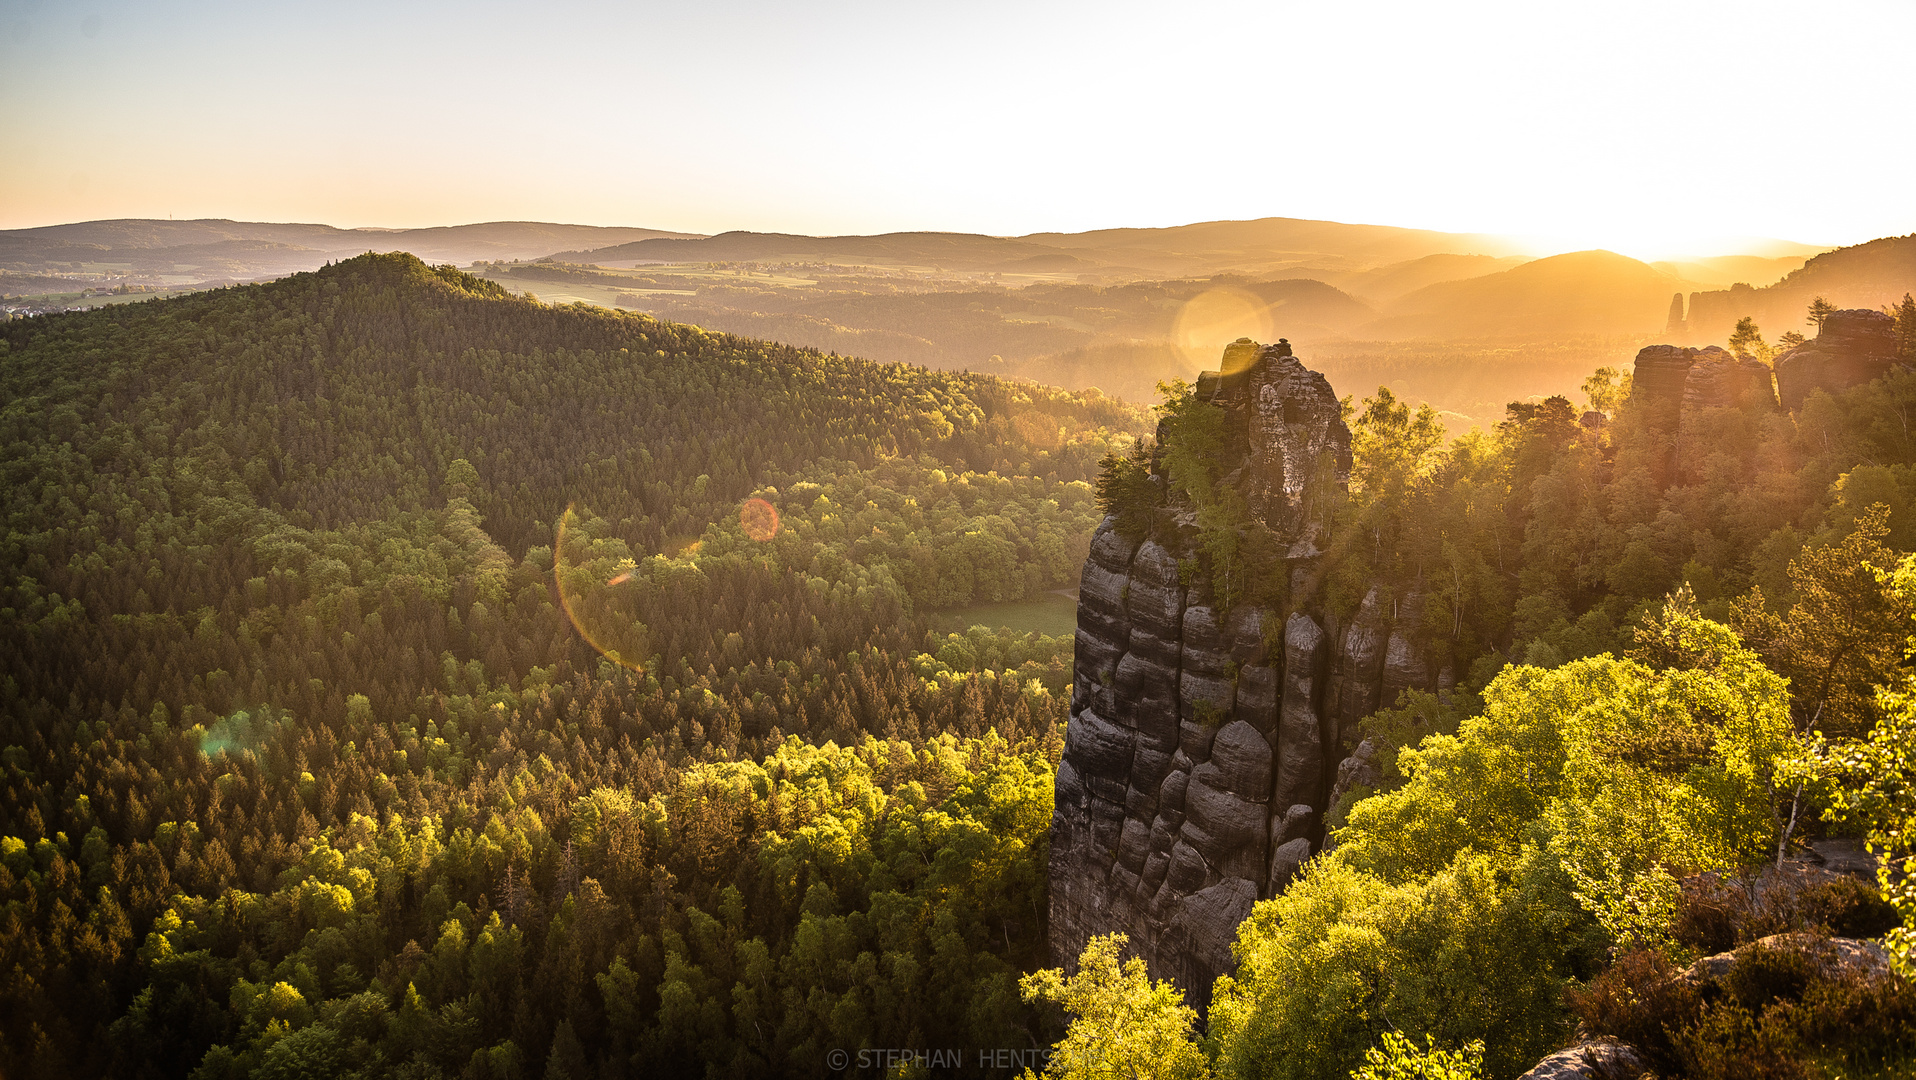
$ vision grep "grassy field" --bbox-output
[931,590,1079,637]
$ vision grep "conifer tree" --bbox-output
[1808,295,1838,333]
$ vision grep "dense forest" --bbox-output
[6,252,1916,1079]
[0,254,1144,1078]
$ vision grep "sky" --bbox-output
[3,0,1914,259]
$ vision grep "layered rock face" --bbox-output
[1631,344,1778,424]
[1774,309,1901,410]
[1050,340,1440,1010]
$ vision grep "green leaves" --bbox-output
[1021,934,1211,1080]
[1350,1032,1484,1080]
[1215,601,1816,1079]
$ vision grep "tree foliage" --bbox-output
[1020,934,1211,1080]
[1210,603,1811,1080]
[0,254,1146,1078]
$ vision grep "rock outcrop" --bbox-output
[1774,308,1901,410]
[1050,339,1442,1009]
[1631,344,1777,426]
[1514,1041,1647,1080]
[1680,933,1892,989]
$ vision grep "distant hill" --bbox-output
[1020,216,1528,276]
[0,219,703,286]
[1683,234,1916,345]
[1298,253,1534,303]
[1651,253,1812,289]
[564,216,1536,279]
[1373,250,1694,339]
[557,230,1094,271]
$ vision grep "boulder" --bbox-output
[1163,839,1209,895]
[1116,817,1152,874]
[1072,627,1124,689]
[1208,721,1274,800]
[1079,559,1130,620]
[1632,344,1711,421]
[1267,837,1312,891]
[1183,768,1269,872]
[1328,739,1383,810]
[1822,308,1899,354]
[1179,606,1231,674]
[1129,743,1174,797]
[1515,1041,1648,1080]
[1271,803,1315,846]
[1179,670,1237,723]
[1157,769,1190,817]
[1682,933,1892,987]
[1067,710,1135,804]
[1112,652,1179,742]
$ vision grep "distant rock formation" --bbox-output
[1665,292,1686,335]
[1050,340,1442,1011]
[1773,308,1901,410]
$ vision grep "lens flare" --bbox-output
[740,498,779,541]
[1172,287,1276,374]
[553,505,650,672]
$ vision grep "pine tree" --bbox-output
[1728,316,1771,361]
[1808,296,1838,334]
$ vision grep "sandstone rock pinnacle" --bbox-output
[1050,341,1436,1011]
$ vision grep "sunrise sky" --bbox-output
[3,0,1913,258]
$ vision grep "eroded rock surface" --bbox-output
[1775,308,1902,410]
[1632,344,1777,423]
[1050,340,1440,1009]
[1515,1041,1647,1080]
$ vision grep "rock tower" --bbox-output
[1049,340,1441,1009]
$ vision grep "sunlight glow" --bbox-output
[553,505,651,672]
[740,498,780,542]
[1173,289,1274,373]
[3,0,1911,248]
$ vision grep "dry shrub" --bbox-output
[1573,933,1916,1079]
[1567,947,1698,1069]
[1722,943,1815,1010]
[1671,874,1745,955]
[1671,870,1898,956]
[1796,876,1898,940]
[1669,1000,1809,1080]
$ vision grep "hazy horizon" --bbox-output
[5,0,1915,260]
[0,211,1848,268]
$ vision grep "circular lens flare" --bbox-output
[1172,287,1275,374]
[740,498,779,541]
[553,505,651,672]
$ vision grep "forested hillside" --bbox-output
[7,251,1916,1080]
[0,254,1147,1078]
